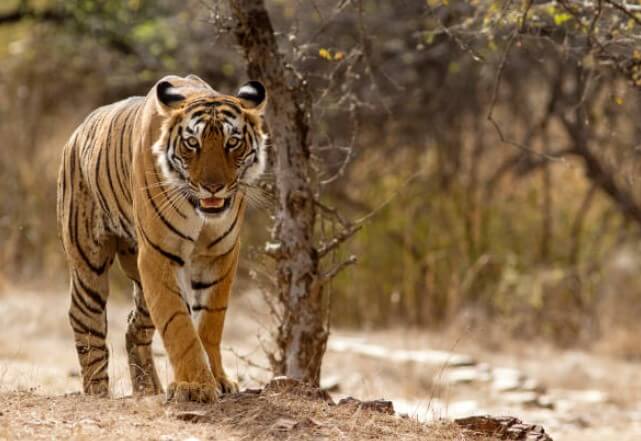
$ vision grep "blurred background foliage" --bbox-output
[3,0,641,354]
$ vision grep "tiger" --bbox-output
[56,74,268,402]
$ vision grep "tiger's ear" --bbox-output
[236,81,267,114]
[155,80,185,115]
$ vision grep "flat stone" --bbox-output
[337,397,395,415]
[328,337,476,367]
[442,367,491,384]
[320,374,341,392]
[174,410,208,423]
[491,367,526,392]
[455,415,553,441]
[501,391,540,406]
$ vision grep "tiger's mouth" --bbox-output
[198,195,232,215]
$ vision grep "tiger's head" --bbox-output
[151,75,268,218]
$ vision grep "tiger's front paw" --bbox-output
[215,375,239,395]
[167,381,219,403]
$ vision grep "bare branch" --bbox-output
[224,346,271,372]
[321,255,357,284]
[318,224,362,258]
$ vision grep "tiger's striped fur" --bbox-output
[56,74,268,402]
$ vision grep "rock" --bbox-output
[320,374,341,392]
[521,378,545,393]
[455,415,553,441]
[536,395,555,410]
[272,418,297,431]
[502,391,540,406]
[337,396,395,415]
[264,377,333,404]
[442,366,491,384]
[491,368,525,392]
[294,417,322,429]
[565,389,607,404]
[174,410,208,423]
[328,337,476,367]
[272,417,321,432]
[265,376,300,392]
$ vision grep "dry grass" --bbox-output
[0,387,494,441]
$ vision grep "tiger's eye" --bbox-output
[185,136,199,149]
[226,137,240,149]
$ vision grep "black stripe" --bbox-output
[79,114,100,162]
[150,163,188,220]
[86,354,108,370]
[207,201,243,249]
[136,302,151,319]
[116,113,130,202]
[131,338,153,347]
[220,101,242,113]
[71,281,102,316]
[165,145,187,181]
[177,338,198,359]
[83,213,100,247]
[104,111,134,238]
[75,273,107,309]
[213,239,239,262]
[117,105,137,204]
[144,173,194,241]
[69,138,77,184]
[138,226,185,266]
[191,262,235,291]
[94,137,111,214]
[191,280,217,290]
[184,100,211,112]
[162,280,184,298]
[60,158,67,207]
[106,125,134,238]
[69,190,77,245]
[161,310,187,336]
[76,342,107,355]
[73,209,110,275]
[220,109,237,119]
[69,312,106,339]
[88,375,108,384]
[191,305,227,313]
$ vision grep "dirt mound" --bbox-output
[0,378,537,441]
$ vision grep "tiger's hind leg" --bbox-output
[64,224,116,397]
[118,247,163,396]
[58,121,118,396]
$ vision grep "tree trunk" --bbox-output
[228,0,327,385]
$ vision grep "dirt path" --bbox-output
[1,289,640,440]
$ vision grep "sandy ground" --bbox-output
[1,287,639,440]
[0,388,487,441]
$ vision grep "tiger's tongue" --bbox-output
[200,197,225,208]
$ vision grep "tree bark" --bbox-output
[228,0,327,385]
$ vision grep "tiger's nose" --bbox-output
[202,182,225,195]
